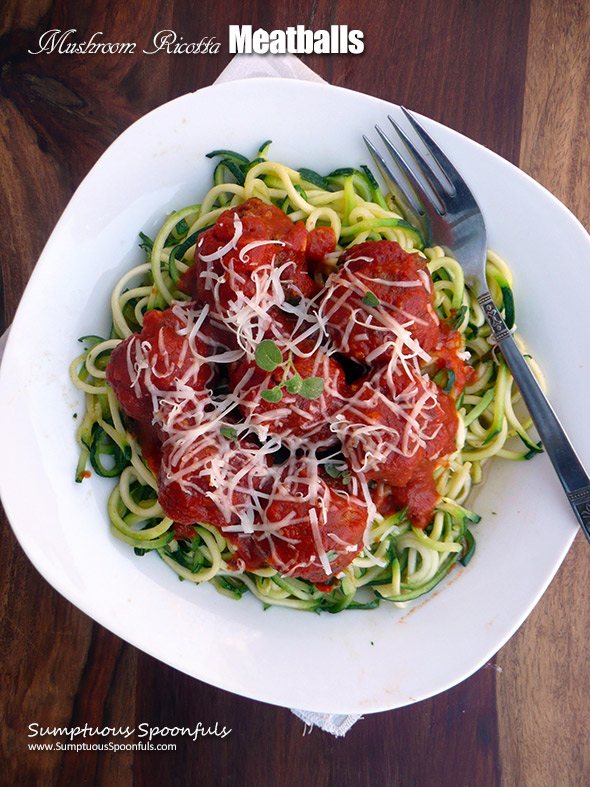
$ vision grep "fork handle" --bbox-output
[477,291,590,542]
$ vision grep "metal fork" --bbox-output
[364,108,590,543]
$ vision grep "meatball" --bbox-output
[179,198,317,319]
[230,345,348,447]
[158,431,270,529]
[106,304,214,426]
[332,362,458,488]
[321,240,440,365]
[259,455,369,584]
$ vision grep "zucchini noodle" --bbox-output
[71,142,542,612]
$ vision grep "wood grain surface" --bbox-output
[1,1,589,785]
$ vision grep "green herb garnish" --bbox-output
[254,339,283,372]
[253,340,325,401]
[325,462,352,485]
[220,426,240,446]
[362,290,380,307]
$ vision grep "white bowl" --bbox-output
[0,78,587,714]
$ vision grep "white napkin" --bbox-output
[214,51,326,85]
[0,52,363,737]
[291,708,363,737]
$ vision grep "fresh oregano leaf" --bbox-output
[362,290,380,307]
[325,462,351,484]
[261,387,283,403]
[220,427,239,446]
[254,340,283,372]
[325,463,343,479]
[299,377,325,400]
[285,373,303,394]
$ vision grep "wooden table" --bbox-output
[1,1,589,784]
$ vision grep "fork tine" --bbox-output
[362,134,425,234]
[400,107,461,195]
[387,117,450,211]
[375,124,445,218]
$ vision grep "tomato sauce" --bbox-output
[106,199,473,587]
[433,320,477,394]
[230,342,347,446]
[341,367,457,482]
[179,198,317,314]
[388,460,441,530]
[307,226,337,262]
[262,460,367,583]
[324,240,440,363]
[106,305,213,428]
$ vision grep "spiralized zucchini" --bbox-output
[71,142,543,612]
